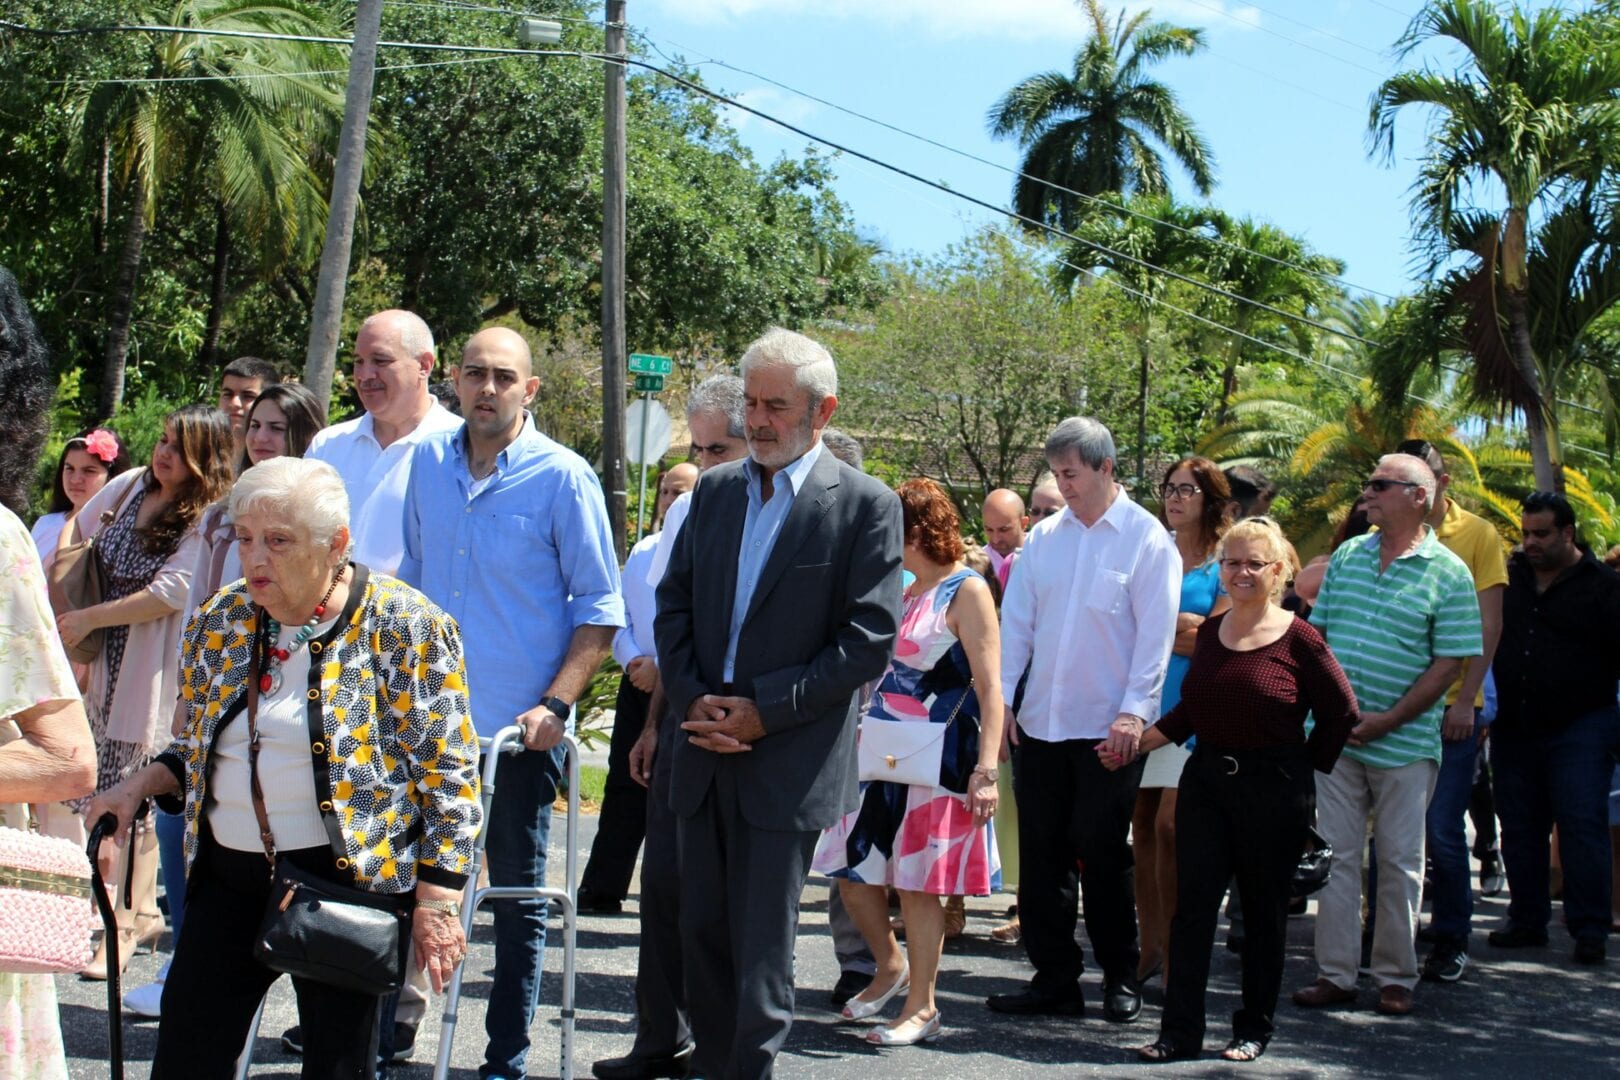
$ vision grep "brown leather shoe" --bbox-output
[1375,985,1414,1016]
[1291,979,1357,1008]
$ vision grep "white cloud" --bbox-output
[647,0,1263,41]
[724,85,821,132]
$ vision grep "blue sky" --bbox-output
[622,0,1480,301]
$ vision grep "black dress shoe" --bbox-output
[1487,925,1549,949]
[577,888,624,915]
[591,1044,694,1080]
[829,969,868,1007]
[985,985,1085,1016]
[1574,937,1607,965]
[1103,981,1142,1023]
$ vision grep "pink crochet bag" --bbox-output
[0,824,98,973]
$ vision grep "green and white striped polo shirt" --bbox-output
[1310,528,1483,768]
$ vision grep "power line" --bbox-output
[1,16,1380,348]
[637,33,1398,303]
[1218,1,1388,58]
[52,53,510,85]
[1176,0,1390,77]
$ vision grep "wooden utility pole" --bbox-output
[601,0,629,558]
[302,0,384,413]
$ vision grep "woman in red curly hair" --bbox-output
[813,478,1005,1047]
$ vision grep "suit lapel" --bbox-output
[742,450,840,628]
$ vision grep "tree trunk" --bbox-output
[1503,286,1557,492]
[303,0,385,414]
[100,178,149,418]
[198,199,230,369]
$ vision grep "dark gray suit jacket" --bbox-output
[654,447,902,832]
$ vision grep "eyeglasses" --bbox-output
[1160,483,1201,501]
[1363,478,1421,494]
[1219,558,1279,574]
[1028,505,1061,519]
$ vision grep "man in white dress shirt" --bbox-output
[286,308,459,1062]
[304,309,461,575]
[578,462,698,914]
[988,417,1181,1025]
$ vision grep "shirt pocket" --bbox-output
[1086,568,1131,615]
[483,513,554,571]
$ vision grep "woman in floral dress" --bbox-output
[54,404,233,978]
[815,478,1004,1047]
[0,265,99,1077]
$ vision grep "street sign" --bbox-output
[625,399,672,466]
[627,352,672,375]
[634,373,666,393]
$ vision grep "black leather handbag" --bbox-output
[242,622,412,996]
[254,859,412,996]
[1291,825,1333,899]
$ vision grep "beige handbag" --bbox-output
[47,473,141,664]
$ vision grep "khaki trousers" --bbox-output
[1313,755,1437,991]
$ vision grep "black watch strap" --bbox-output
[540,695,571,720]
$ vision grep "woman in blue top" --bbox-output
[1136,458,1232,985]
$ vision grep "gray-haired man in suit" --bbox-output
[655,327,903,1079]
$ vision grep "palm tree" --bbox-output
[69,0,345,415]
[1198,216,1346,420]
[987,0,1215,232]
[1057,193,1219,486]
[1368,0,1620,491]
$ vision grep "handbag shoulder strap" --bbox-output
[245,617,278,873]
[96,469,145,531]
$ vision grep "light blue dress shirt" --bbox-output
[399,415,624,737]
[724,440,825,682]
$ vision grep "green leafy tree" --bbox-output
[831,227,1188,513]
[67,0,346,415]
[1369,0,1620,491]
[986,0,1215,231]
[1057,192,1221,487]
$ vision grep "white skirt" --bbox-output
[1139,740,1192,790]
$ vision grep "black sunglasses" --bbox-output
[1363,478,1421,493]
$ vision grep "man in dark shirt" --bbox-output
[1488,492,1620,965]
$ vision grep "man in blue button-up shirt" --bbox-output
[400,326,623,1080]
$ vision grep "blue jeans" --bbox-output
[1494,705,1620,943]
[1423,729,1480,946]
[155,808,187,945]
[480,745,563,1080]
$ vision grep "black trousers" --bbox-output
[580,675,653,901]
[677,766,818,1080]
[152,832,382,1079]
[1013,728,1144,992]
[627,713,690,1059]
[1160,746,1314,1051]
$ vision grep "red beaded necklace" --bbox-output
[259,569,345,694]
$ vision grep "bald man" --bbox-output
[983,488,1029,591]
[402,325,624,1079]
[305,309,462,574]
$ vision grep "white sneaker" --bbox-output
[123,959,170,1019]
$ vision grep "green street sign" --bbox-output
[634,374,666,393]
[628,352,673,375]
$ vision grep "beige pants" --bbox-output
[1314,755,1438,991]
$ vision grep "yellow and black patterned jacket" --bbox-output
[155,565,482,893]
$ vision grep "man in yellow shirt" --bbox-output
[1395,440,1507,984]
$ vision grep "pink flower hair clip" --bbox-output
[82,429,120,464]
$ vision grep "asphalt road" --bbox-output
[57,808,1620,1079]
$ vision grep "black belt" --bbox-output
[1190,743,1308,775]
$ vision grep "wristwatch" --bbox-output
[540,695,571,720]
[417,898,461,918]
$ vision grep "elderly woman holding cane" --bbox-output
[87,456,482,1078]
[1103,517,1357,1064]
